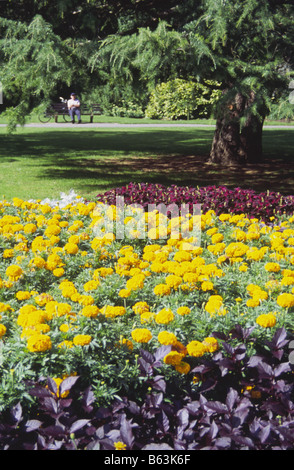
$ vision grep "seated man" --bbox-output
[67,93,81,123]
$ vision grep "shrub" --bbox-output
[145,79,221,120]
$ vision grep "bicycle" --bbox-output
[38,98,72,123]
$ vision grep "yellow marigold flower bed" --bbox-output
[1,194,294,408]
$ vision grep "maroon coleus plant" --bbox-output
[96,183,294,222]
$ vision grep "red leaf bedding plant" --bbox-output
[96,183,294,221]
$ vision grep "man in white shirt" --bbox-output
[67,93,81,123]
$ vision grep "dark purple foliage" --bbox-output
[0,325,293,450]
[96,183,294,221]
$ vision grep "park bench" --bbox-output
[80,104,103,123]
[45,103,103,123]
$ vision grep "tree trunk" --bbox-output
[209,91,264,166]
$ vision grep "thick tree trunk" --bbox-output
[209,91,264,166]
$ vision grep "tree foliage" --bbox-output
[0,0,293,162]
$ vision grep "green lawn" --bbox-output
[0,124,293,202]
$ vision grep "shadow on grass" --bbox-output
[1,127,294,196]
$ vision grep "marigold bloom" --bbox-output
[131,328,152,343]
[163,351,184,365]
[176,306,191,316]
[202,336,219,353]
[16,290,31,300]
[165,274,182,290]
[73,334,92,346]
[118,288,131,298]
[27,334,52,352]
[154,284,171,296]
[187,340,207,357]
[132,302,150,315]
[175,361,191,374]
[277,293,294,308]
[158,331,178,346]
[0,324,7,337]
[64,242,79,255]
[225,242,249,258]
[265,262,281,273]
[58,340,74,349]
[83,280,99,292]
[256,313,277,328]
[6,264,23,282]
[155,308,174,325]
[100,305,126,318]
[80,305,100,318]
[114,441,127,450]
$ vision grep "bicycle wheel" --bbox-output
[63,112,71,122]
[38,112,52,123]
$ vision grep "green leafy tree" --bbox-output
[94,0,294,165]
[0,15,87,131]
[193,0,294,165]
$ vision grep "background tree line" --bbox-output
[0,0,293,165]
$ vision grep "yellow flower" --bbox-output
[163,351,184,366]
[187,340,207,357]
[154,284,171,296]
[118,338,133,351]
[73,334,92,346]
[27,334,52,352]
[158,331,178,346]
[44,225,61,238]
[30,256,46,269]
[83,280,99,292]
[64,243,79,255]
[6,264,23,282]
[58,340,74,349]
[114,441,127,450]
[205,295,226,316]
[126,274,145,291]
[175,361,191,374]
[100,305,126,318]
[165,274,182,290]
[131,328,152,343]
[264,262,280,273]
[155,308,174,325]
[118,288,131,298]
[256,313,277,328]
[132,302,150,315]
[3,249,14,259]
[239,263,248,272]
[16,290,31,301]
[201,280,214,291]
[246,297,261,307]
[202,337,219,353]
[277,293,294,308]
[176,306,191,316]
[0,324,7,337]
[225,242,249,258]
[51,377,70,398]
[80,305,100,318]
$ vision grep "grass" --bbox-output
[0,123,293,201]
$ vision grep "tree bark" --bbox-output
[209,91,264,166]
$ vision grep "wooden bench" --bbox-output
[46,103,103,123]
[80,104,103,122]
[48,103,70,122]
